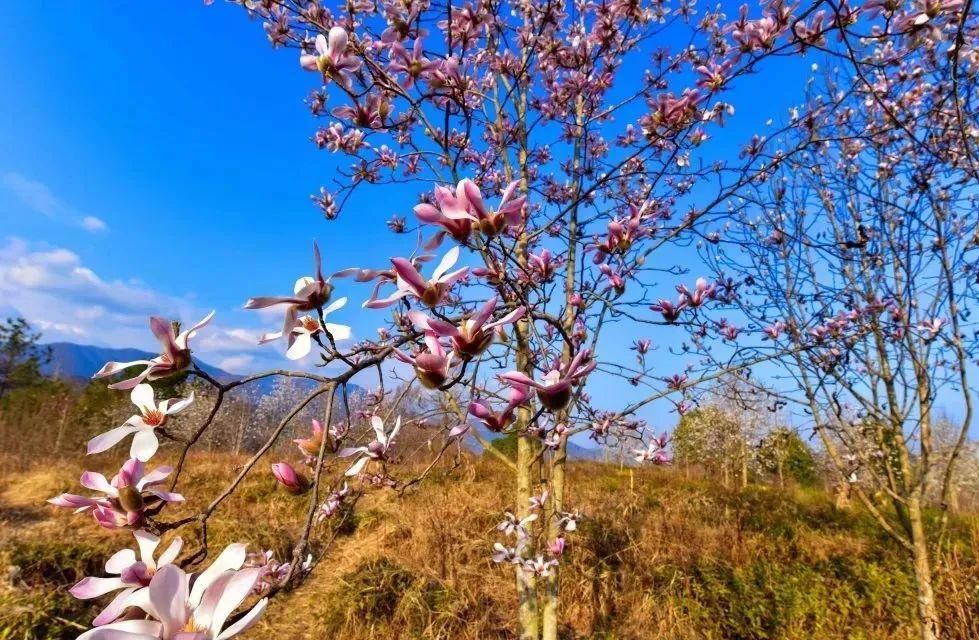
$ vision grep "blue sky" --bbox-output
[0,2,832,431]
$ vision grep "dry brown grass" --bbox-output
[2,452,978,639]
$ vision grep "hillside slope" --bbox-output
[2,454,977,639]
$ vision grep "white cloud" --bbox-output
[218,355,255,372]
[0,238,290,374]
[2,172,109,233]
[2,172,60,216]
[81,216,107,232]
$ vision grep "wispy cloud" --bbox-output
[2,172,108,233]
[0,237,294,374]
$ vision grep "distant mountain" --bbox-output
[43,342,238,386]
[465,424,608,461]
[41,342,357,397]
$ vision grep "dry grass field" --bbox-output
[2,451,978,639]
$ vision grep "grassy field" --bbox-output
[2,452,978,639]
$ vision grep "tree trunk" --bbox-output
[908,498,941,640]
[516,433,539,639]
[541,437,568,640]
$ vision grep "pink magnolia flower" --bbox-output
[763,321,786,340]
[87,384,194,462]
[529,490,549,511]
[365,247,468,309]
[49,459,184,530]
[259,297,351,360]
[918,318,946,340]
[528,249,558,282]
[650,298,686,323]
[666,373,689,390]
[299,27,361,83]
[497,511,537,538]
[71,530,183,626]
[293,419,324,458]
[468,377,532,433]
[634,433,670,464]
[388,38,437,89]
[414,185,474,242]
[523,555,559,578]
[315,483,351,522]
[92,312,215,390]
[591,205,646,263]
[492,542,524,565]
[392,331,454,389]
[408,296,525,358]
[271,462,308,494]
[676,277,716,308]
[459,179,526,236]
[338,415,401,476]
[547,537,566,556]
[500,350,597,412]
[245,243,335,345]
[77,558,266,640]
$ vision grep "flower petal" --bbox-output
[324,323,352,341]
[91,587,139,626]
[156,537,184,568]
[133,530,160,565]
[105,549,137,574]
[130,384,155,413]
[77,618,162,640]
[147,565,189,638]
[87,426,139,456]
[432,246,460,282]
[323,296,347,316]
[189,543,248,606]
[81,472,115,495]
[285,331,313,360]
[216,597,268,640]
[130,430,160,462]
[70,576,127,600]
[345,455,369,476]
[199,568,262,637]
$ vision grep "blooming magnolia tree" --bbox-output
[44,0,974,637]
[705,5,979,637]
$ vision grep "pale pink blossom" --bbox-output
[459,179,526,236]
[87,384,194,462]
[676,277,716,307]
[392,331,454,389]
[364,246,468,308]
[523,555,559,577]
[77,553,265,640]
[92,313,214,390]
[338,415,401,476]
[633,433,671,464]
[497,511,537,538]
[70,530,183,626]
[649,298,686,323]
[293,419,325,457]
[299,27,361,83]
[468,376,532,432]
[259,297,351,360]
[500,350,596,412]
[49,459,184,530]
[408,296,525,358]
[245,243,335,347]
